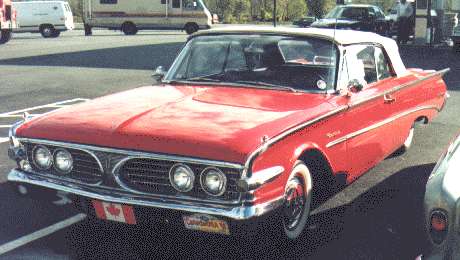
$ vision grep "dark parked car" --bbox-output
[310,4,391,36]
[293,16,316,27]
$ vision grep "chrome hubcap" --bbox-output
[283,180,305,230]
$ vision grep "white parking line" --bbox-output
[0,98,90,144]
[0,214,87,255]
[0,98,89,117]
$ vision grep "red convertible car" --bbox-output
[8,27,449,240]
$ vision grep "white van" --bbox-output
[12,1,74,38]
[82,0,212,35]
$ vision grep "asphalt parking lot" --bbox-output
[0,29,460,260]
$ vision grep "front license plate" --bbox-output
[92,200,137,225]
[183,214,230,235]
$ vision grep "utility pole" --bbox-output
[273,0,276,27]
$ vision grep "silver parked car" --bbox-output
[420,132,460,259]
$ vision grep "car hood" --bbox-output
[17,85,335,163]
[311,18,359,28]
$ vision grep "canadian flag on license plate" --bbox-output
[92,200,137,225]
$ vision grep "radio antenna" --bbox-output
[326,16,338,93]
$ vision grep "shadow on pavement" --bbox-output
[0,42,184,71]
[48,163,433,260]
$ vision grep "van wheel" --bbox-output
[51,30,61,38]
[184,23,199,34]
[121,22,138,35]
[0,29,12,44]
[40,25,55,38]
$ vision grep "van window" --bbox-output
[100,0,117,4]
[172,0,180,8]
[183,0,201,10]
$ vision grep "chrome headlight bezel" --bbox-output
[169,163,195,192]
[53,148,73,174]
[32,145,53,170]
[200,167,227,196]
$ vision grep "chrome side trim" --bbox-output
[8,169,283,220]
[349,68,450,109]
[242,68,449,178]
[241,106,348,179]
[17,138,244,170]
[326,105,441,148]
[237,166,284,191]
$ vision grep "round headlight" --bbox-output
[54,149,73,174]
[200,167,227,196]
[33,145,52,170]
[169,164,195,192]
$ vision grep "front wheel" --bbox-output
[40,25,55,38]
[276,161,313,240]
[0,29,12,44]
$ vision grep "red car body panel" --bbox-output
[16,70,447,206]
[16,85,336,163]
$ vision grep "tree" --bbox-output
[305,0,335,18]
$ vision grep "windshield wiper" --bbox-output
[234,80,297,92]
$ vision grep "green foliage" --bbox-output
[305,0,335,18]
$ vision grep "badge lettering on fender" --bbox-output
[326,130,341,138]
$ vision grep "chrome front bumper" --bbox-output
[8,169,284,220]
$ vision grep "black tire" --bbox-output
[40,25,55,38]
[0,29,12,44]
[51,30,61,38]
[84,24,93,36]
[121,22,138,35]
[185,23,199,34]
[273,161,313,241]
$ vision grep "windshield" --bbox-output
[325,6,344,18]
[325,6,368,20]
[165,35,338,92]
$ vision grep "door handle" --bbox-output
[384,94,396,103]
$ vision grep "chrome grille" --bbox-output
[118,158,241,201]
[25,143,103,184]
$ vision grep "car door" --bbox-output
[339,44,399,181]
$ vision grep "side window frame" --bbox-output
[373,44,397,80]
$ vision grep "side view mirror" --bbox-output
[152,66,167,82]
[348,79,364,93]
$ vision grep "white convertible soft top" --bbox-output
[194,26,408,77]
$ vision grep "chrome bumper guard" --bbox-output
[8,169,284,220]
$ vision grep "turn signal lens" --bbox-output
[430,210,448,244]
[431,212,447,231]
